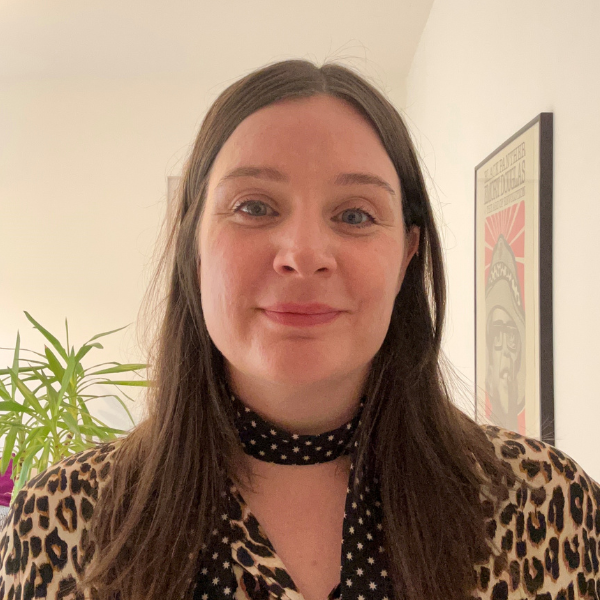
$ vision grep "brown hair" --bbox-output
[82,59,514,600]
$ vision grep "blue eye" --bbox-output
[232,200,377,229]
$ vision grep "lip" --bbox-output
[262,303,340,314]
[262,310,342,327]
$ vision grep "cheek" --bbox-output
[200,234,262,322]
[356,247,401,304]
[349,253,400,338]
[200,256,254,361]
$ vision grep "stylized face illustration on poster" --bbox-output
[485,218,526,432]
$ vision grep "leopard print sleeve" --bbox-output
[477,425,600,600]
[0,440,121,600]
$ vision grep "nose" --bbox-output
[271,210,338,277]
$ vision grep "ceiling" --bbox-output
[0,0,434,88]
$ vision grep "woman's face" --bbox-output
[198,94,419,390]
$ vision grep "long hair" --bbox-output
[82,59,513,600]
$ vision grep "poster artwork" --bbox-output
[475,113,553,443]
[484,174,526,433]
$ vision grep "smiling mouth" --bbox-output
[261,309,342,327]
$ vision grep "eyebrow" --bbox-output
[215,166,397,198]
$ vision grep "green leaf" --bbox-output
[0,378,9,400]
[61,412,81,436]
[75,395,92,418]
[0,420,30,433]
[19,375,47,391]
[74,397,96,429]
[106,393,136,426]
[37,438,52,473]
[0,401,35,416]
[89,423,126,436]
[114,386,134,401]
[10,332,20,400]
[55,354,77,407]
[0,425,18,475]
[24,312,68,361]
[20,425,50,449]
[83,324,130,346]
[0,365,44,376]
[74,343,103,363]
[88,363,147,375]
[26,380,46,398]
[11,425,47,482]
[0,347,47,360]
[6,371,48,420]
[44,346,65,381]
[81,361,118,374]
[14,451,35,495]
[72,378,112,394]
[84,423,117,438]
[35,371,60,419]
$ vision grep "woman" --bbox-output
[0,59,597,600]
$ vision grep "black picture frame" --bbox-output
[474,113,554,444]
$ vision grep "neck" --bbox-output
[231,444,353,496]
[226,362,370,435]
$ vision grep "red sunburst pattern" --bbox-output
[484,200,526,312]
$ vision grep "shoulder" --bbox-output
[474,424,600,599]
[480,423,599,494]
[0,438,123,599]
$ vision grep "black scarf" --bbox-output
[193,392,394,599]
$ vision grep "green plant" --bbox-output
[0,311,150,504]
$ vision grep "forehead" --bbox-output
[208,95,399,190]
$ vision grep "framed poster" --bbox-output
[474,113,554,444]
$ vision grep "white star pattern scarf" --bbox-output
[192,393,393,600]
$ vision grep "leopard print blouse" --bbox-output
[0,425,598,600]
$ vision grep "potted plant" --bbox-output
[0,311,149,507]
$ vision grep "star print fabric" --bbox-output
[233,393,363,464]
[192,393,394,600]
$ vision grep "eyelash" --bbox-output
[232,199,378,229]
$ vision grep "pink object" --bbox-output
[0,458,14,507]
[262,309,342,327]
[261,302,343,314]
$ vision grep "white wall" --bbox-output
[1,78,214,430]
[404,0,600,480]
